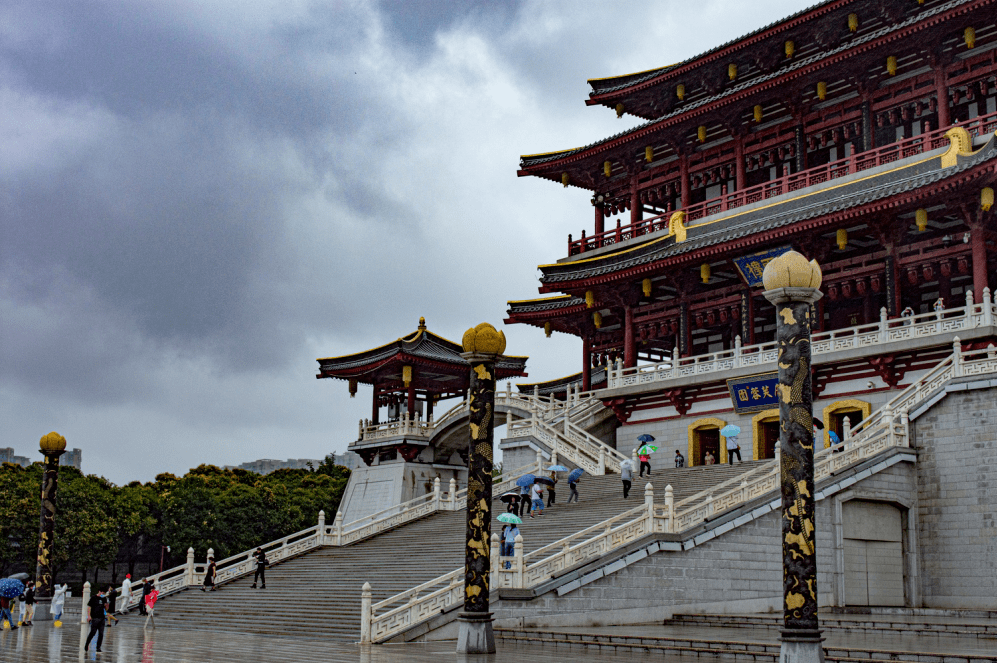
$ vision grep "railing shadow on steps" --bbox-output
[361,339,997,643]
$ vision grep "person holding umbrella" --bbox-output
[545,465,568,506]
[499,491,520,514]
[0,578,23,630]
[498,514,521,569]
[530,477,551,517]
[721,424,742,464]
[567,468,583,503]
[636,435,657,477]
[515,474,536,518]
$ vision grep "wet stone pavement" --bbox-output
[0,620,707,663]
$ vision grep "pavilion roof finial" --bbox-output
[418,316,427,332]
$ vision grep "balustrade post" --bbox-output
[449,479,458,508]
[706,494,714,518]
[358,419,364,440]
[741,479,748,503]
[80,582,91,626]
[843,416,852,442]
[185,547,195,586]
[632,448,638,469]
[901,412,911,447]
[490,533,501,578]
[879,307,889,343]
[334,511,344,546]
[665,484,675,534]
[536,448,543,471]
[984,288,993,327]
[953,336,963,377]
[989,343,996,360]
[883,406,896,447]
[672,346,680,378]
[360,582,372,644]
[563,406,569,435]
[965,288,975,318]
[598,447,606,475]
[433,477,441,511]
[734,335,742,367]
[644,483,654,522]
[317,510,326,545]
[533,385,539,402]
[512,534,525,589]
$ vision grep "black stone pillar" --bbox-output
[679,302,690,357]
[762,253,825,663]
[457,323,505,654]
[35,432,67,621]
[861,100,872,152]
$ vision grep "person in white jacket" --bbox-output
[51,584,68,622]
[120,574,132,614]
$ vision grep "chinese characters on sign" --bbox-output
[727,372,780,414]
[732,246,792,287]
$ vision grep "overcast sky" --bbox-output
[1,0,813,483]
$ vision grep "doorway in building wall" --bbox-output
[695,428,720,466]
[842,500,905,606]
[831,408,862,443]
[760,419,780,459]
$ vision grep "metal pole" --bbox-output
[762,252,825,663]
[456,323,505,654]
[34,432,67,622]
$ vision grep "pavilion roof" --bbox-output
[536,133,997,288]
[316,318,528,389]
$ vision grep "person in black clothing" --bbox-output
[251,548,268,589]
[202,557,217,591]
[104,586,118,626]
[85,589,108,652]
[21,583,35,626]
[138,578,151,615]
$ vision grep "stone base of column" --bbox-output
[455,611,495,654]
[33,598,53,622]
[779,629,825,663]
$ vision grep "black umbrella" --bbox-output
[499,492,520,503]
[812,417,825,430]
[534,476,555,486]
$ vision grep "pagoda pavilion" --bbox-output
[507,0,997,466]
[317,318,528,521]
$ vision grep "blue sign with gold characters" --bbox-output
[727,371,780,414]
[732,246,792,287]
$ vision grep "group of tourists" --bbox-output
[509,470,581,519]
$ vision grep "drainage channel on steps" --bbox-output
[495,623,997,663]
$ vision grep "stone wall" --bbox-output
[913,382,997,610]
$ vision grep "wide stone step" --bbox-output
[668,612,997,639]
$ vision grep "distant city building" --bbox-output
[226,452,360,475]
[0,447,33,468]
[1,446,82,471]
[64,448,83,471]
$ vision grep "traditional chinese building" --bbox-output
[507,0,997,466]
[317,318,528,521]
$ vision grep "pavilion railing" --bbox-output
[364,340,997,643]
[607,289,997,389]
[569,110,997,256]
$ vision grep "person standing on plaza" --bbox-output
[546,471,557,507]
[120,574,132,613]
[529,481,544,518]
[19,581,34,626]
[144,584,159,629]
[726,434,742,464]
[705,451,716,465]
[0,596,16,630]
[202,556,217,592]
[519,483,531,517]
[501,524,519,569]
[104,585,119,626]
[674,450,685,467]
[251,548,268,589]
[84,587,108,652]
[51,584,67,622]
[621,461,633,498]
[138,577,151,615]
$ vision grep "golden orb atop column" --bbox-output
[39,431,67,454]
[762,250,823,291]
[461,322,507,355]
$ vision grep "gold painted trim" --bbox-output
[507,294,574,304]
[687,417,727,467]
[940,127,974,168]
[820,399,871,448]
[587,64,675,84]
[520,148,583,159]
[751,408,780,461]
[535,153,940,270]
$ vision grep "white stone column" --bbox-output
[185,547,195,586]
[80,582,91,625]
[334,511,344,546]
[665,485,674,533]
[317,510,326,545]
[513,535,524,589]
[360,583,372,644]
[433,477,441,511]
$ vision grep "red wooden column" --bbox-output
[426,395,434,421]
[935,68,950,130]
[582,336,592,391]
[623,306,636,368]
[407,383,416,417]
[630,180,642,226]
[734,137,746,192]
[679,154,691,209]
[972,226,989,297]
[371,388,380,424]
[594,204,605,235]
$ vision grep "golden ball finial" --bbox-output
[461,322,507,356]
[39,432,67,454]
[418,316,427,331]
[762,250,823,291]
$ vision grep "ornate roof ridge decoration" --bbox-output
[507,295,586,314]
[520,0,975,172]
[586,0,840,98]
[537,133,997,286]
[316,317,528,380]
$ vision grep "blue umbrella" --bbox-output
[828,431,841,444]
[637,434,655,443]
[515,474,536,488]
[720,424,741,437]
[546,465,569,472]
[568,468,584,483]
[0,578,24,599]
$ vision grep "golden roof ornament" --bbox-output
[761,250,822,291]
[418,316,427,332]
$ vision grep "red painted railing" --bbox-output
[568,111,997,256]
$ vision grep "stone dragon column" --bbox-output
[456,322,506,654]
[762,251,825,663]
[34,431,68,622]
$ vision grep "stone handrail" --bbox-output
[608,290,996,389]
[505,414,627,475]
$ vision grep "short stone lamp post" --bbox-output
[34,431,67,621]
[455,322,507,654]
[761,251,825,663]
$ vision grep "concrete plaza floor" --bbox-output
[0,619,703,663]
